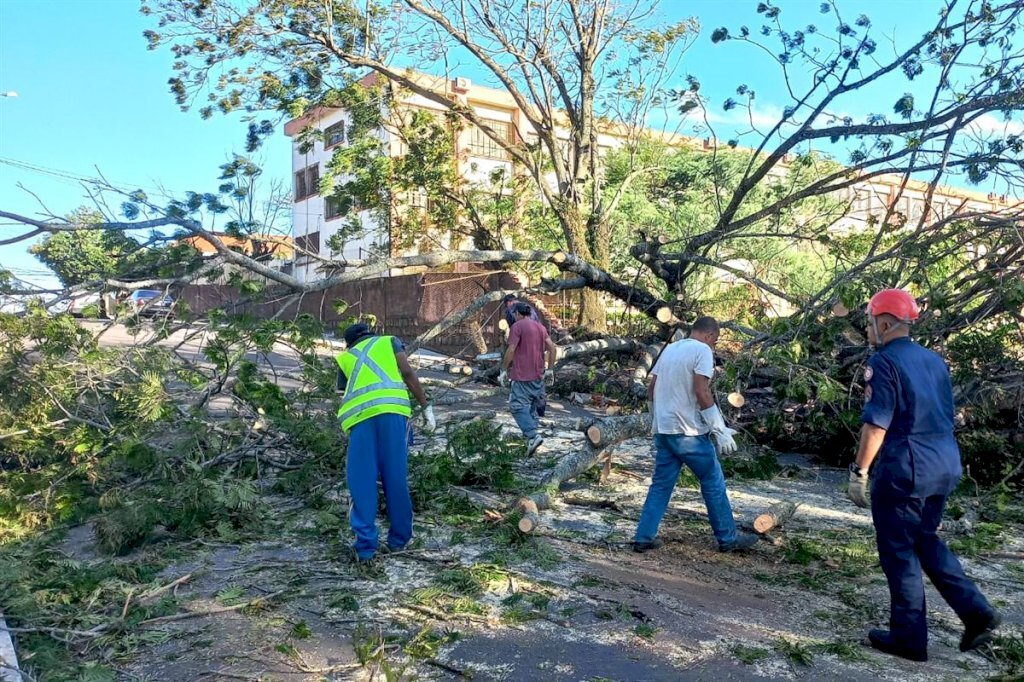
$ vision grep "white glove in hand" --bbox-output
[422,405,437,432]
[700,404,737,455]
[715,427,738,455]
[544,368,554,386]
[498,370,509,387]
[648,399,656,436]
[847,464,869,508]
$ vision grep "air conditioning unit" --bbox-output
[454,77,471,91]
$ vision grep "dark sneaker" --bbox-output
[527,435,544,455]
[632,539,664,553]
[868,629,927,662]
[719,532,759,553]
[960,610,1001,652]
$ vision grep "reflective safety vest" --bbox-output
[336,336,412,433]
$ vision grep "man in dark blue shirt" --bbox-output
[847,289,1000,661]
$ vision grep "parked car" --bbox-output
[51,292,105,318]
[126,290,176,318]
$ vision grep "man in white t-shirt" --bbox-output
[633,316,759,553]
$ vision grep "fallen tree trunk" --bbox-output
[513,413,653,533]
[408,277,586,353]
[433,388,503,405]
[752,502,800,535]
[631,343,664,398]
[556,337,641,363]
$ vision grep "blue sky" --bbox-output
[1,1,1019,289]
[0,0,290,288]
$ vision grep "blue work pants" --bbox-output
[872,494,992,653]
[346,413,413,559]
[635,433,738,547]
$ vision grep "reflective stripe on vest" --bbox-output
[336,336,411,432]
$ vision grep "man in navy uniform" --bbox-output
[848,289,1001,661]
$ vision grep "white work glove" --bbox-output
[847,463,870,508]
[498,370,509,387]
[422,405,437,432]
[700,404,738,455]
[544,368,554,386]
[648,399,656,436]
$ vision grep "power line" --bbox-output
[0,156,178,198]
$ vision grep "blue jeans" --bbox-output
[509,380,544,439]
[634,433,738,546]
[346,413,414,559]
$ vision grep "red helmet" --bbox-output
[867,289,919,323]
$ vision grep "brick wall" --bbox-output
[178,268,534,358]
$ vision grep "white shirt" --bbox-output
[651,338,714,436]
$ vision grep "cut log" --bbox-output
[727,392,746,408]
[752,502,800,535]
[515,498,541,533]
[498,318,509,332]
[552,250,568,264]
[655,306,674,324]
[831,301,850,318]
[575,413,652,450]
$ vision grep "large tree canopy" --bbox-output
[133,0,1024,331]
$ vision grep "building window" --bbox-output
[325,196,343,221]
[408,187,428,210]
[325,121,346,149]
[295,231,320,254]
[467,118,512,159]
[294,165,320,201]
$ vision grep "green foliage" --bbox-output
[949,521,1005,557]
[0,536,178,679]
[732,644,772,664]
[403,626,460,660]
[633,622,657,640]
[235,359,288,417]
[774,638,814,666]
[409,420,523,508]
[94,464,263,555]
[812,638,867,662]
[30,209,139,287]
[959,429,1024,487]
[988,633,1024,677]
[721,451,781,480]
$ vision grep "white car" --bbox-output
[52,292,104,318]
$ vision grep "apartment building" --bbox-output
[284,71,1016,283]
[283,72,697,282]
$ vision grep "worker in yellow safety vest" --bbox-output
[336,323,436,561]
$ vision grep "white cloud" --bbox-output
[968,113,1024,137]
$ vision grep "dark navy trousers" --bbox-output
[871,494,991,652]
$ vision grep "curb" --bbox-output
[0,612,21,681]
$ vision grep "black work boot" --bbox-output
[719,532,759,553]
[960,610,1001,652]
[867,629,927,662]
[632,539,664,553]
